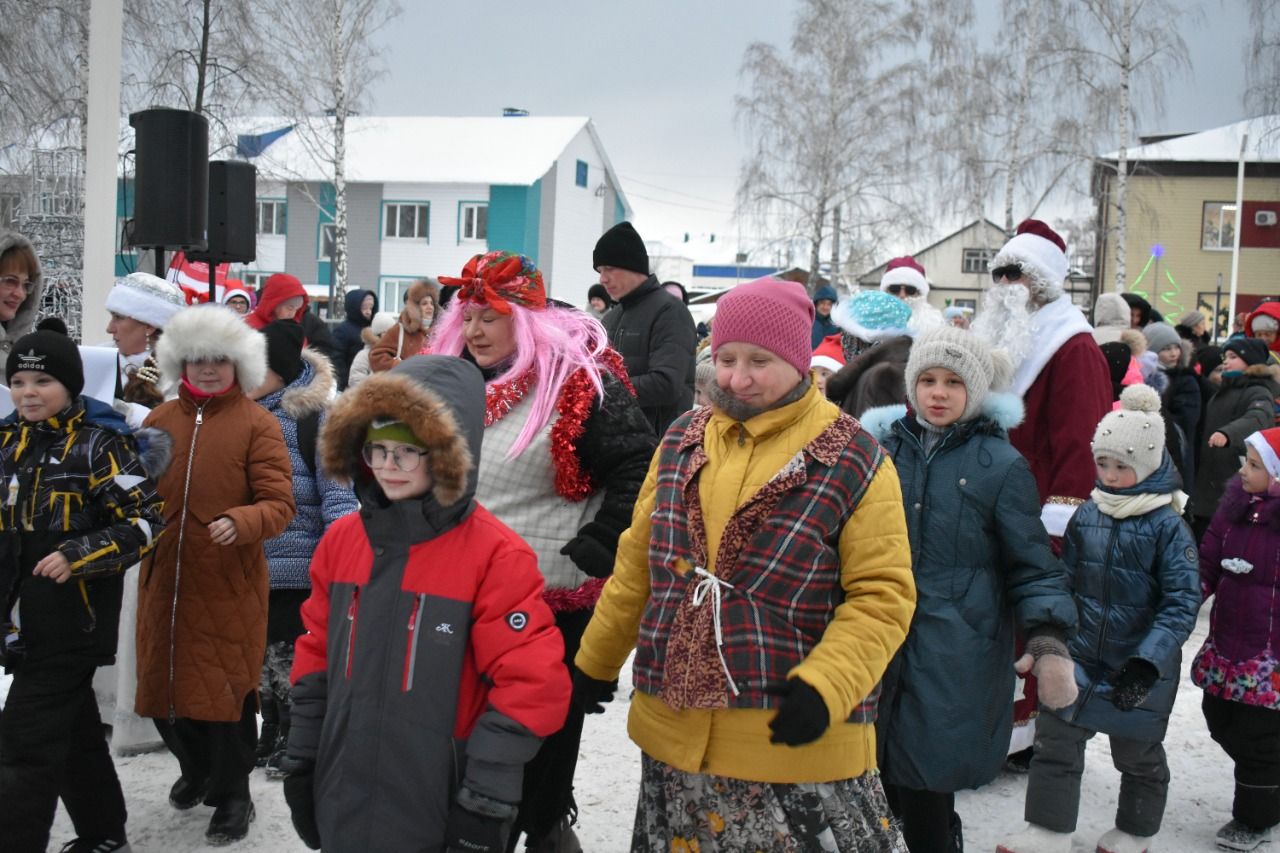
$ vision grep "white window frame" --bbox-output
[460,202,488,242]
[380,277,422,308]
[241,271,272,292]
[961,247,996,275]
[1202,202,1237,251]
[384,202,430,240]
[256,199,287,235]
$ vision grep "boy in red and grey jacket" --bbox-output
[282,355,570,853]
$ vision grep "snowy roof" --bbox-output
[1101,115,1280,164]
[229,115,606,185]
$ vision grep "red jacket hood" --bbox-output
[247,273,308,329]
[1245,302,1280,352]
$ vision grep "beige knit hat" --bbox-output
[1091,384,1165,482]
[905,325,1014,422]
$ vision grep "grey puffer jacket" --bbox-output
[0,230,46,356]
[1049,454,1200,742]
[863,395,1076,792]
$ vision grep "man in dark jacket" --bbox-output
[330,288,377,389]
[594,221,696,435]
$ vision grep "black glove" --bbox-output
[282,768,321,850]
[1108,658,1159,711]
[560,533,615,578]
[768,679,829,746]
[444,803,511,853]
[572,667,617,714]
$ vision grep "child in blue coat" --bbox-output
[999,384,1201,853]
[863,326,1077,853]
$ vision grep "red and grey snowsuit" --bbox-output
[288,355,571,852]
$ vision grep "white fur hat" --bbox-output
[1091,384,1165,483]
[156,304,267,393]
[990,219,1070,303]
[106,273,187,330]
[906,325,1014,422]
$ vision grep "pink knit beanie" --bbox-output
[711,277,816,377]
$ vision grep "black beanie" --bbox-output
[7,330,85,398]
[35,316,69,336]
[593,221,649,275]
[1224,336,1270,367]
[262,321,305,384]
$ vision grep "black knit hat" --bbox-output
[1224,336,1270,367]
[7,330,84,398]
[587,283,612,305]
[261,320,305,384]
[593,221,649,275]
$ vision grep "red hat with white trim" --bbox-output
[879,256,929,297]
[990,219,1070,301]
[1245,428,1280,480]
[811,333,846,373]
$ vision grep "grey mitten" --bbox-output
[1015,632,1079,710]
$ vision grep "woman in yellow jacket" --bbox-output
[574,276,916,852]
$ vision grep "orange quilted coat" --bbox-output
[135,385,295,722]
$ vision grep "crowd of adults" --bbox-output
[0,214,1276,853]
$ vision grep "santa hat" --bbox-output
[879,256,929,297]
[1245,429,1280,481]
[831,289,913,343]
[990,219,1070,302]
[811,333,846,374]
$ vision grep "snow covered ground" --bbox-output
[1,604,1237,851]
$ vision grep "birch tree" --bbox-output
[736,0,926,292]
[0,0,89,155]
[1246,0,1280,121]
[245,0,400,317]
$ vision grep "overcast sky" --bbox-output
[369,1,1252,257]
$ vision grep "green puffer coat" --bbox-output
[862,394,1076,792]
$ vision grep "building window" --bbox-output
[380,277,422,307]
[961,247,996,274]
[0,194,19,230]
[575,160,588,188]
[1203,202,1236,250]
[460,203,487,242]
[319,223,336,260]
[257,200,287,235]
[242,272,272,292]
[952,298,976,311]
[384,202,429,240]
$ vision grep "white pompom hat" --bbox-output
[1091,384,1165,483]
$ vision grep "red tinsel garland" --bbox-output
[549,347,635,502]
[484,370,535,427]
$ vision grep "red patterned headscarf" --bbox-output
[438,251,547,315]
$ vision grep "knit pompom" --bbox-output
[1120,383,1161,413]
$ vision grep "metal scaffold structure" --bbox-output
[18,148,85,342]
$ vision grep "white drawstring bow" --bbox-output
[691,566,740,696]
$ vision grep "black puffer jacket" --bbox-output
[1192,364,1279,520]
[601,275,697,436]
[331,288,377,389]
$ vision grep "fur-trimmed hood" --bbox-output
[859,392,1025,443]
[321,354,482,507]
[277,348,335,419]
[0,230,46,354]
[155,304,268,393]
[399,279,440,334]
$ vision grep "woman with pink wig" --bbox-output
[432,251,656,851]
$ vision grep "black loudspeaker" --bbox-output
[189,161,257,264]
[129,108,208,250]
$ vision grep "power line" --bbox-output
[625,191,735,214]
[617,174,735,206]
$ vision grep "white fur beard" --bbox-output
[972,284,1037,371]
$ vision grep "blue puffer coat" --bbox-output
[259,349,359,589]
[1048,453,1200,742]
[863,395,1077,792]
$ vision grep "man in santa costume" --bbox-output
[972,219,1111,766]
[879,255,943,336]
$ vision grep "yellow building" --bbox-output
[1094,116,1280,334]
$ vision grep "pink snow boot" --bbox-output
[996,823,1073,853]
[1096,826,1153,853]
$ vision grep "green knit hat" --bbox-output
[365,418,427,448]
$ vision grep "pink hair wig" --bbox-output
[429,300,608,459]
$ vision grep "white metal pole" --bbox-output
[81,0,125,345]
[1227,131,1249,330]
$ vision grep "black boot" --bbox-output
[168,776,209,810]
[206,796,255,845]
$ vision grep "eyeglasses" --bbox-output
[0,275,30,292]
[990,265,1024,283]
[361,442,428,472]
[886,284,919,297]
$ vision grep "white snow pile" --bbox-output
[1,605,1233,851]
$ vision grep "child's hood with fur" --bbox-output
[321,354,483,507]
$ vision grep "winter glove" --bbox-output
[1014,631,1079,710]
[444,802,512,853]
[282,766,321,850]
[768,679,830,746]
[560,531,616,578]
[1107,658,1159,711]
[572,666,618,714]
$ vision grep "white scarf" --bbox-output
[1011,295,1094,397]
[1090,488,1188,519]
